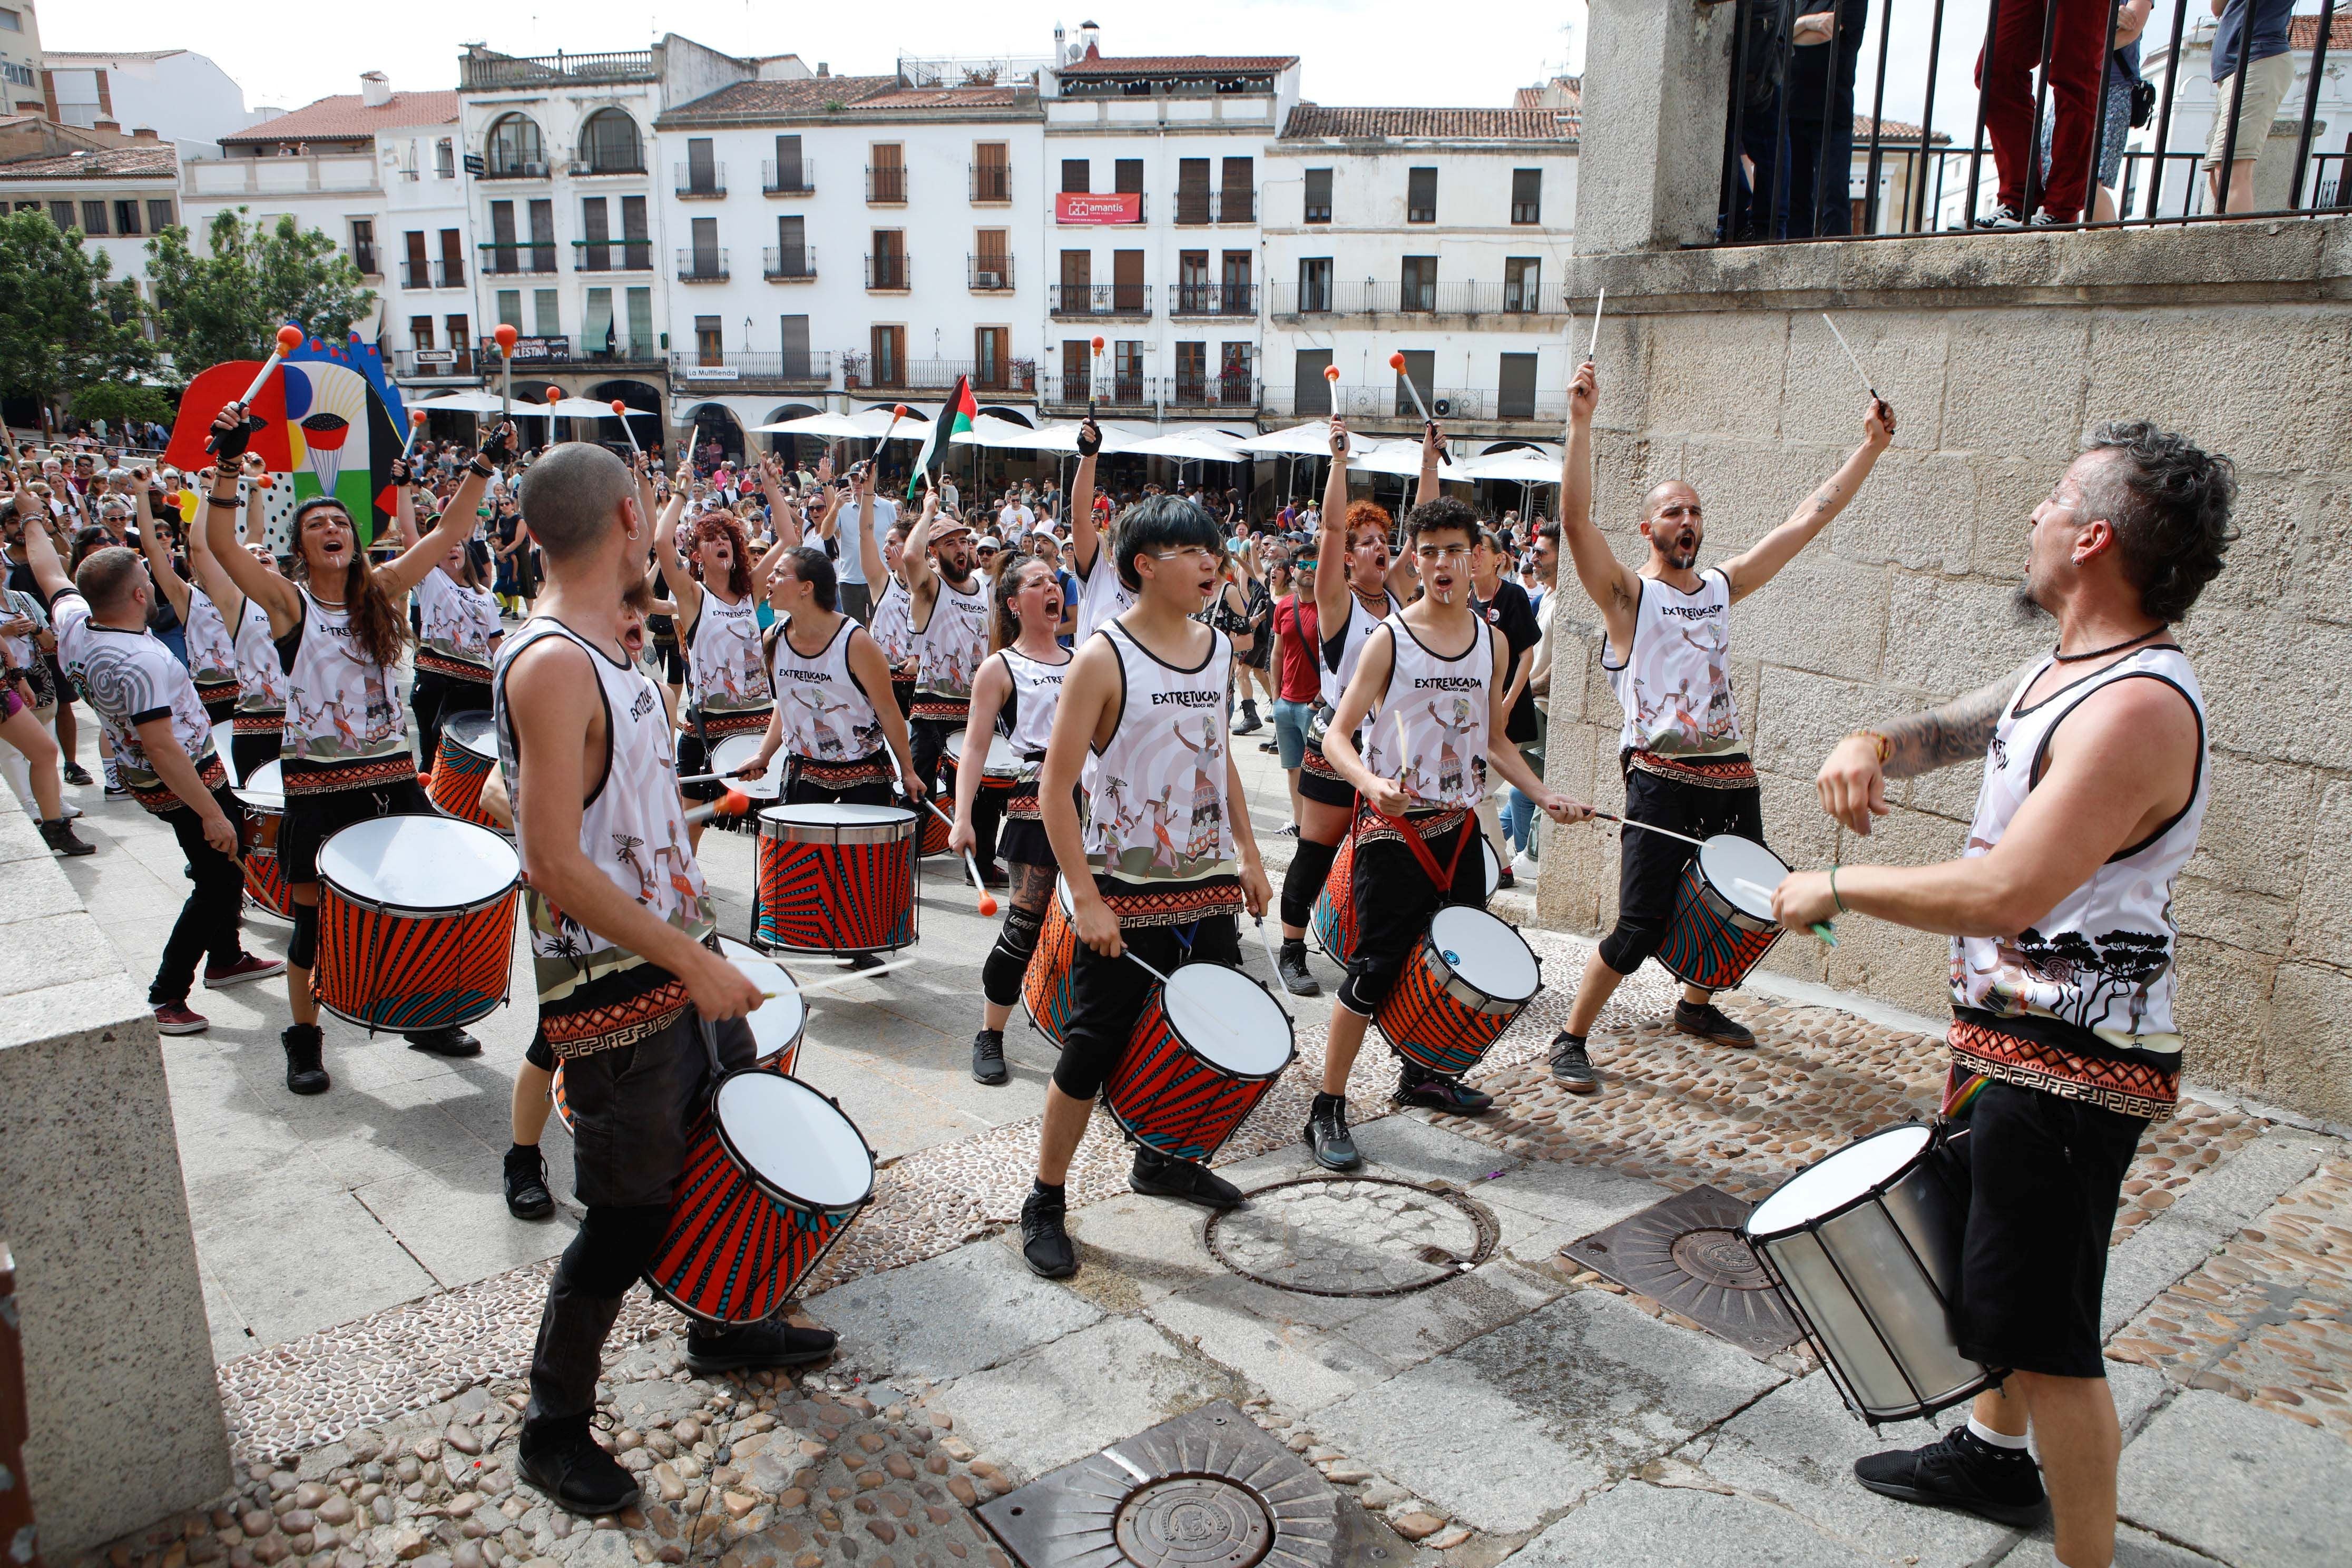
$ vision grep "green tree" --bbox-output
[71,381,177,426]
[146,208,376,380]
[0,209,152,420]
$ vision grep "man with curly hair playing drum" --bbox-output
[1773,423,2231,1568]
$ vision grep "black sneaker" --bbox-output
[1304,1092,1360,1171]
[1021,1186,1077,1278]
[504,1143,555,1221]
[1854,1426,2049,1530]
[1549,1032,1599,1093]
[1130,1148,1243,1209]
[518,1417,641,1516]
[282,1024,329,1095]
[1394,1065,1493,1115]
[972,1027,1009,1085]
[1260,741,1282,754]
[40,818,95,857]
[848,952,885,972]
[62,762,93,787]
[1494,867,1515,890]
[405,1025,483,1057]
[1277,940,1321,998]
[103,784,132,801]
[1974,203,2026,230]
[684,1317,837,1374]
[1673,1000,1756,1049]
[978,863,1010,890]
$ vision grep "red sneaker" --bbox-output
[204,953,287,987]
[154,1002,210,1035]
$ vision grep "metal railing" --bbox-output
[968,254,1016,291]
[1171,282,1259,316]
[1265,383,1567,423]
[1163,374,1260,410]
[476,336,661,368]
[353,248,380,278]
[1041,373,1155,413]
[460,48,656,89]
[845,356,1034,394]
[762,158,816,194]
[1048,282,1152,317]
[401,260,431,289]
[868,165,908,203]
[1714,0,2349,242]
[574,239,654,271]
[866,253,910,290]
[763,245,818,280]
[478,241,558,276]
[677,247,729,282]
[675,161,726,199]
[478,160,548,181]
[1267,280,1563,316]
[669,351,832,386]
[970,163,1013,202]
[437,259,465,288]
[1173,189,1255,224]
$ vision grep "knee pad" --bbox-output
[563,1202,671,1296]
[981,901,1044,1007]
[1336,961,1397,1018]
[1597,917,1665,976]
[289,902,319,969]
[1279,837,1339,930]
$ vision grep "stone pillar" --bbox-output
[0,810,231,1554]
[1575,0,1740,254]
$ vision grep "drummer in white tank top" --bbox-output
[128,475,241,724]
[738,543,917,809]
[1314,499,1589,1166]
[954,555,1074,1084]
[655,464,773,846]
[1780,426,2228,1562]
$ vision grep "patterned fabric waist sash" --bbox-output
[281,754,418,795]
[131,751,229,816]
[1093,868,1243,928]
[530,899,708,1060]
[1301,732,1349,781]
[197,679,240,717]
[690,705,773,740]
[415,648,494,682]
[797,750,894,788]
[1005,773,1043,821]
[233,707,286,733]
[911,693,972,723]
[1626,749,1758,789]
[1354,803,1474,880]
[1947,1014,2177,1123]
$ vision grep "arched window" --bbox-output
[581,109,642,174]
[485,113,544,176]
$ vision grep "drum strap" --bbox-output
[1359,805,1473,894]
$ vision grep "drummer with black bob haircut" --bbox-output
[1774,421,2231,1567]
[496,440,835,1519]
[1019,493,1274,1279]
[1313,496,1589,1168]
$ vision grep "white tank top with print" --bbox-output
[1075,544,1138,645]
[1360,614,1492,810]
[1952,646,2208,1064]
[495,620,716,968]
[685,587,772,720]
[282,586,409,778]
[1605,568,1742,757]
[869,575,916,668]
[995,644,1071,766]
[184,584,239,692]
[233,597,285,718]
[771,617,884,762]
[414,568,500,679]
[1319,589,1399,710]
[1082,620,1236,881]
[917,573,990,700]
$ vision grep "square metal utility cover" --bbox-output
[976,1401,1413,1568]
[1560,1183,1801,1359]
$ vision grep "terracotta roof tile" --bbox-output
[222,91,460,144]
[659,76,899,123]
[2289,13,2352,49]
[0,144,179,180]
[844,85,1023,111]
[1058,54,1295,75]
[1280,105,1576,141]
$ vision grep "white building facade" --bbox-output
[40,46,256,154]
[0,136,177,296]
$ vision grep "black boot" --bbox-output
[1130,1147,1243,1209]
[972,1027,1009,1085]
[1277,938,1321,997]
[1304,1092,1360,1171]
[504,1143,555,1220]
[1230,699,1262,736]
[518,1415,640,1516]
[281,1024,329,1095]
[40,818,95,857]
[1020,1182,1076,1278]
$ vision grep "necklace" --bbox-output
[2052,625,2165,663]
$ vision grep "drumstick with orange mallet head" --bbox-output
[917,795,999,917]
[609,399,642,458]
[1589,811,1836,946]
[398,407,428,464]
[1388,351,1452,466]
[210,324,306,457]
[684,789,753,827]
[1089,337,1105,417]
[493,323,520,425]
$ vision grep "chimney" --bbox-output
[1079,21,1101,60]
[131,126,159,142]
[93,118,120,135]
[817,62,829,77]
[360,71,391,107]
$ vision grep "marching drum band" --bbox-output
[7,354,2237,1565]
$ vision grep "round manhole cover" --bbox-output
[1112,1476,1273,1568]
[1205,1177,1498,1298]
[1669,1226,1771,1291]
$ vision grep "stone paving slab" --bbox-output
[2116,1388,2352,1566]
[1992,1527,2220,1568]
[1309,1289,1786,1535]
[2100,1131,2335,1339]
[1507,1479,1887,1567]
[811,1238,1104,1383]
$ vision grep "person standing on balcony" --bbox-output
[2204,0,2301,215]
[1976,0,2116,226]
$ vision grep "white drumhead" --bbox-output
[715,1072,871,1209]
[441,709,497,760]
[1428,905,1540,1002]
[319,815,519,908]
[1700,835,1789,922]
[944,728,1020,776]
[760,803,915,829]
[1163,964,1291,1076]
[237,760,285,809]
[1747,1124,1933,1237]
[711,733,784,799]
[717,936,805,1060]
[1056,875,1076,917]
[1482,837,1501,899]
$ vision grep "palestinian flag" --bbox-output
[909,376,977,501]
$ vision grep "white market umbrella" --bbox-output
[540,395,625,420]
[950,415,1130,453]
[1346,437,1462,478]
[1236,420,1345,457]
[409,389,509,414]
[1459,451,1564,485]
[1124,430,1248,463]
[844,405,932,441]
[749,410,875,438]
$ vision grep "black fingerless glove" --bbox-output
[1076,421,1101,458]
[389,457,411,486]
[209,414,257,461]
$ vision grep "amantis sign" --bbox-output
[1054,192,1142,224]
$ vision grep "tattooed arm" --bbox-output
[1721,397,1895,603]
[1816,659,2036,835]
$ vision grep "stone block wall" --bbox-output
[1537,219,2352,1124]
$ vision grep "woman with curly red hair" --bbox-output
[655,464,771,848]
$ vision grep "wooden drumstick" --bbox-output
[772,959,917,996]
[917,795,998,916]
[1252,917,1291,1020]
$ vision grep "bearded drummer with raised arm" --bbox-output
[1771,423,2232,1568]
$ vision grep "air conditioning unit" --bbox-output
[977,271,1004,289]
[1433,397,1453,417]
[568,161,592,177]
